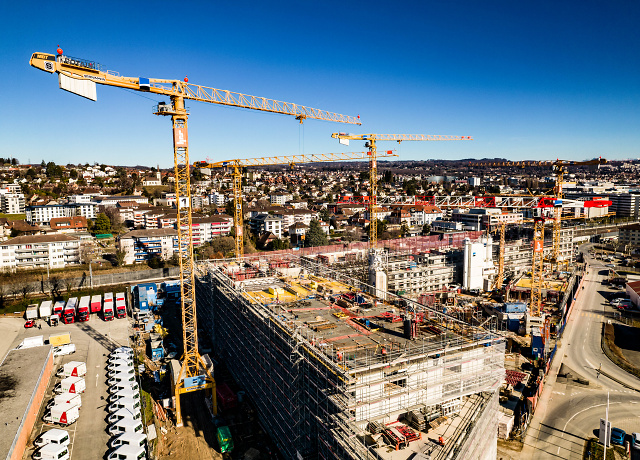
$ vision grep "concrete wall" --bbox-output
[9,348,53,460]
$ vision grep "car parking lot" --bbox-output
[14,315,132,460]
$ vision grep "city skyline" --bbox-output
[3,0,640,168]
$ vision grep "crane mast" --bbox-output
[30,48,360,426]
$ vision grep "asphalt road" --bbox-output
[521,244,640,459]
[11,314,132,460]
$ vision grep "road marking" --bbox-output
[558,402,622,455]
[96,373,99,388]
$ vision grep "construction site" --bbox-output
[195,254,506,460]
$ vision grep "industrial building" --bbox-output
[0,346,53,460]
[196,257,505,460]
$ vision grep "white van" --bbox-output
[109,388,141,403]
[109,432,147,449]
[107,408,141,425]
[107,372,136,386]
[33,429,70,448]
[32,443,69,460]
[108,418,144,436]
[52,344,76,357]
[106,444,146,460]
[107,359,134,372]
[107,366,135,379]
[108,381,139,394]
[110,347,133,357]
[108,397,141,414]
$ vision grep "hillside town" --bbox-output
[2,157,640,273]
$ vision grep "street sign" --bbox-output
[599,418,611,446]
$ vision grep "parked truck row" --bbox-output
[24,293,127,327]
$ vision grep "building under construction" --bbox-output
[196,256,505,460]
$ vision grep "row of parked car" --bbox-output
[105,346,147,460]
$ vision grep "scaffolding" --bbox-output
[196,256,505,460]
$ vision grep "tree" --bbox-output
[400,223,410,238]
[70,169,78,179]
[147,255,164,269]
[305,220,328,247]
[94,213,112,233]
[114,250,126,267]
[268,238,290,250]
[422,223,431,235]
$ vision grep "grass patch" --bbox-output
[141,388,154,426]
[0,213,26,221]
[584,438,626,459]
[602,323,640,379]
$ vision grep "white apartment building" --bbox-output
[209,192,228,207]
[95,195,149,207]
[270,193,292,205]
[26,203,97,225]
[117,228,178,265]
[251,214,283,238]
[0,234,81,272]
[0,190,25,214]
[191,216,233,246]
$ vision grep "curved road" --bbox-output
[521,244,640,459]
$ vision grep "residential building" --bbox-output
[95,195,149,207]
[26,203,96,225]
[209,192,228,207]
[0,234,81,271]
[619,223,640,251]
[251,214,283,238]
[117,228,178,265]
[270,193,292,205]
[49,216,88,233]
[0,191,25,214]
[191,216,233,246]
[452,208,523,231]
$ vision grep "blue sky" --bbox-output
[3,1,640,168]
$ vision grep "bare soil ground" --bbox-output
[155,389,222,460]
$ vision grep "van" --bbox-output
[32,443,69,460]
[107,366,135,379]
[110,347,133,357]
[109,353,134,365]
[108,381,139,394]
[109,432,147,449]
[106,444,146,460]
[108,398,141,414]
[107,408,141,424]
[108,418,144,436]
[33,429,70,448]
[107,372,136,386]
[53,344,76,357]
[109,388,141,403]
[108,359,134,371]
[47,392,82,409]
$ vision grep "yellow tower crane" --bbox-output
[331,134,473,248]
[549,158,607,267]
[30,48,360,426]
[195,151,399,259]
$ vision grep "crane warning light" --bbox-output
[57,46,63,55]
[184,76,189,83]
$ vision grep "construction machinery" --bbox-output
[30,47,360,426]
[195,151,398,260]
[331,134,473,249]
